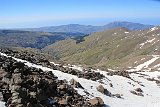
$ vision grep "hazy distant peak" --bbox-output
[17,21,154,34]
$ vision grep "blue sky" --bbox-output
[0,0,160,28]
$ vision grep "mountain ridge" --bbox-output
[42,26,160,70]
[18,21,154,34]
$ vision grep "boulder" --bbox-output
[97,85,110,96]
[70,78,83,89]
[66,96,72,102]
[58,99,68,105]
[58,84,66,90]
[12,74,23,85]
[135,88,143,92]
[88,97,104,106]
[97,85,105,93]
[88,98,98,105]
[109,83,113,87]
[114,94,122,98]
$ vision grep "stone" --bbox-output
[135,88,143,92]
[14,68,20,73]
[137,92,144,97]
[66,96,72,102]
[29,92,37,104]
[109,83,113,87]
[96,85,110,96]
[11,92,19,100]
[58,84,66,90]
[89,98,99,105]
[12,74,22,85]
[88,97,104,106]
[26,103,34,107]
[114,94,121,98]
[130,90,137,95]
[15,104,25,107]
[0,92,4,101]
[70,78,83,88]
[96,97,104,105]
[2,77,11,84]
[11,98,22,104]
[58,99,68,105]
[97,85,105,94]
[10,85,21,92]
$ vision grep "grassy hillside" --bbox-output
[42,27,160,70]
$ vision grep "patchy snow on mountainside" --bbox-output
[139,38,156,49]
[129,55,160,71]
[150,27,159,32]
[140,71,160,80]
[1,52,160,107]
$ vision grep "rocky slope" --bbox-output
[1,49,160,107]
[42,26,160,70]
[0,49,105,107]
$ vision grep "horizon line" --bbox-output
[0,20,157,29]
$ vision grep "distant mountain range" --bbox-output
[20,21,154,34]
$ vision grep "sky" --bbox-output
[0,0,160,28]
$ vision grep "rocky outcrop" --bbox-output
[107,71,131,79]
[1,49,106,82]
[0,50,105,107]
[130,88,144,97]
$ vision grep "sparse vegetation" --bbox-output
[42,26,160,70]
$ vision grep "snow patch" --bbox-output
[129,55,159,71]
[0,101,5,107]
[134,61,138,64]
[114,33,117,35]
[150,27,158,32]
[68,65,83,71]
[124,32,129,34]
[148,38,156,43]
[139,38,156,49]
[141,58,145,61]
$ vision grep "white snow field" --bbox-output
[129,55,160,72]
[0,52,160,107]
[0,101,5,107]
